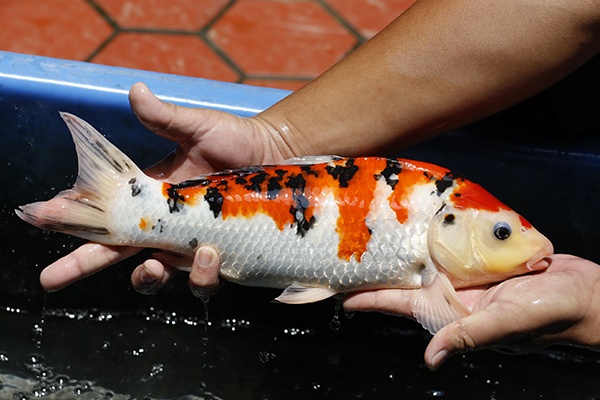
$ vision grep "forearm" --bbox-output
[258,0,600,157]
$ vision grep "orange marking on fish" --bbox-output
[387,160,448,224]
[332,158,381,262]
[219,169,297,231]
[174,186,205,205]
[138,217,148,231]
[519,215,533,230]
[451,180,509,212]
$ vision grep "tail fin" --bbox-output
[16,112,142,244]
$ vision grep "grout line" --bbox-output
[200,0,246,84]
[85,0,119,29]
[84,0,120,62]
[317,0,366,54]
[85,30,120,63]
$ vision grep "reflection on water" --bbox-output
[2,302,600,399]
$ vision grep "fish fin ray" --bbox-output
[16,113,142,243]
[274,284,337,304]
[411,272,470,334]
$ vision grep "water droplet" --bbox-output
[427,389,445,397]
[329,298,342,331]
[258,351,276,364]
[329,316,341,331]
[0,352,9,362]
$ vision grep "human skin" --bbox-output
[37,0,600,369]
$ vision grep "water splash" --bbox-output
[201,297,210,330]
[329,297,343,331]
[32,294,48,349]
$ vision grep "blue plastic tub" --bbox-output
[1,50,599,398]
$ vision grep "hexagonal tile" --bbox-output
[326,0,416,39]
[0,0,112,60]
[91,32,239,81]
[95,0,230,30]
[208,0,357,77]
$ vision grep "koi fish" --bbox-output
[16,113,553,333]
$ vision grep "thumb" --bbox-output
[128,82,210,143]
[425,309,508,370]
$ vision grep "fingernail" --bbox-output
[430,350,449,371]
[197,248,215,269]
[140,267,158,285]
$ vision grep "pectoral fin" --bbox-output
[410,272,470,334]
[274,284,337,304]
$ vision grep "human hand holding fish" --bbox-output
[19,85,555,346]
[345,254,600,370]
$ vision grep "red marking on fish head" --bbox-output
[450,180,510,212]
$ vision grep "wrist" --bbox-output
[252,113,317,159]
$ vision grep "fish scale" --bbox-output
[16,113,553,333]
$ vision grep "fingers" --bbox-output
[424,308,516,371]
[131,258,178,295]
[189,246,221,298]
[343,289,414,317]
[40,243,142,291]
[130,246,222,297]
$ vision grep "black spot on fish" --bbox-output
[205,187,223,218]
[189,237,198,249]
[435,173,455,196]
[444,214,455,224]
[284,173,315,236]
[129,177,142,197]
[244,171,268,192]
[267,170,286,199]
[236,176,247,185]
[166,186,185,213]
[301,165,319,177]
[375,159,402,189]
[285,173,307,191]
[289,193,315,237]
[326,158,358,188]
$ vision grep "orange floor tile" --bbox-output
[0,0,413,91]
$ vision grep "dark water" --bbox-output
[2,100,600,399]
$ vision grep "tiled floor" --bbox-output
[0,0,414,90]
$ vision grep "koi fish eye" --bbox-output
[493,222,512,240]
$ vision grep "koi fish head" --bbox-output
[427,183,553,287]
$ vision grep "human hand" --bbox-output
[39,82,292,295]
[344,254,600,370]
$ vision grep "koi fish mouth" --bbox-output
[525,242,554,271]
